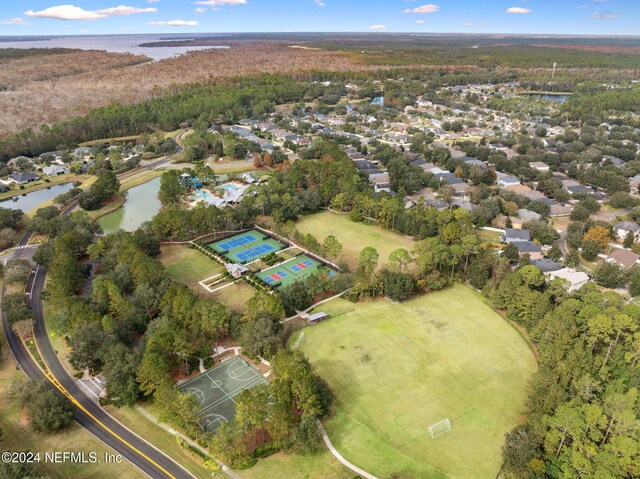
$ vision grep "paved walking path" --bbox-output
[317,420,379,479]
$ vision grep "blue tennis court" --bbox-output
[234,243,277,262]
[217,234,257,252]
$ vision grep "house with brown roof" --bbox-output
[606,248,640,270]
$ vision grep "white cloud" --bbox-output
[506,7,532,14]
[415,20,425,24]
[462,22,474,27]
[95,6,157,16]
[148,19,199,26]
[195,7,207,13]
[25,5,106,21]
[193,0,247,5]
[25,4,157,21]
[369,24,386,31]
[0,17,30,25]
[591,10,622,19]
[147,0,161,3]
[402,4,439,14]
[314,0,326,6]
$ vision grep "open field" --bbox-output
[0,337,142,479]
[237,449,353,479]
[297,285,537,479]
[159,245,224,290]
[210,281,256,312]
[296,210,416,268]
[477,228,502,245]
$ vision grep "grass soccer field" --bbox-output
[179,356,268,433]
[208,230,286,264]
[297,285,537,479]
[257,254,337,289]
[296,211,416,268]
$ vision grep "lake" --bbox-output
[521,93,570,103]
[98,177,161,234]
[0,182,76,212]
[0,34,230,61]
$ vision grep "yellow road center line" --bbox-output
[22,329,176,479]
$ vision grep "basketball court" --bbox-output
[179,356,268,432]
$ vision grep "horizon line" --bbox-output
[1,32,640,38]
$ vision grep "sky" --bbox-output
[0,0,639,36]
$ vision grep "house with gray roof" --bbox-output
[501,228,531,244]
[9,172,40,184]
[43,165,70,176]
[496,171,520,187]
[614,221,640,243]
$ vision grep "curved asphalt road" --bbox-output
[2,132,199,479]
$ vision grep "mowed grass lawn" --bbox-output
[159,244,255,311]
[160,245,223,288]
[210,281,256,312]
[298,285,537,479]
[0,339,143,479]
[237,449,353,479]
[296,211,416,268]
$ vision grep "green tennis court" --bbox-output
[257,254,337,289]
[179,356,268,433]
[207,229,286,264]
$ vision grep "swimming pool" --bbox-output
[219,183,239,192]
[192,189,210,200]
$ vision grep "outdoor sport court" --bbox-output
[207,229,286,264]
[257,254,336,289]
[179,356,268,433]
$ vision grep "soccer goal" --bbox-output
[428,419,451,438]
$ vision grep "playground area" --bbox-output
[179,356,268,433]
[207,229,286,264]
[257,254,337,290]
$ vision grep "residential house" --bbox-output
[548,268,590,292]
[496,172,520,188]
[614,221,640,243]
[529,161,550,172]
[8,156,34,169]
[42,165,70,176]
[501,228,531,244]
[531,258,563,273]
[606,247,640,270]
[9,172,40,184]
[514,241,543,260]
[73,146,92,159]
[462,157,487,169]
